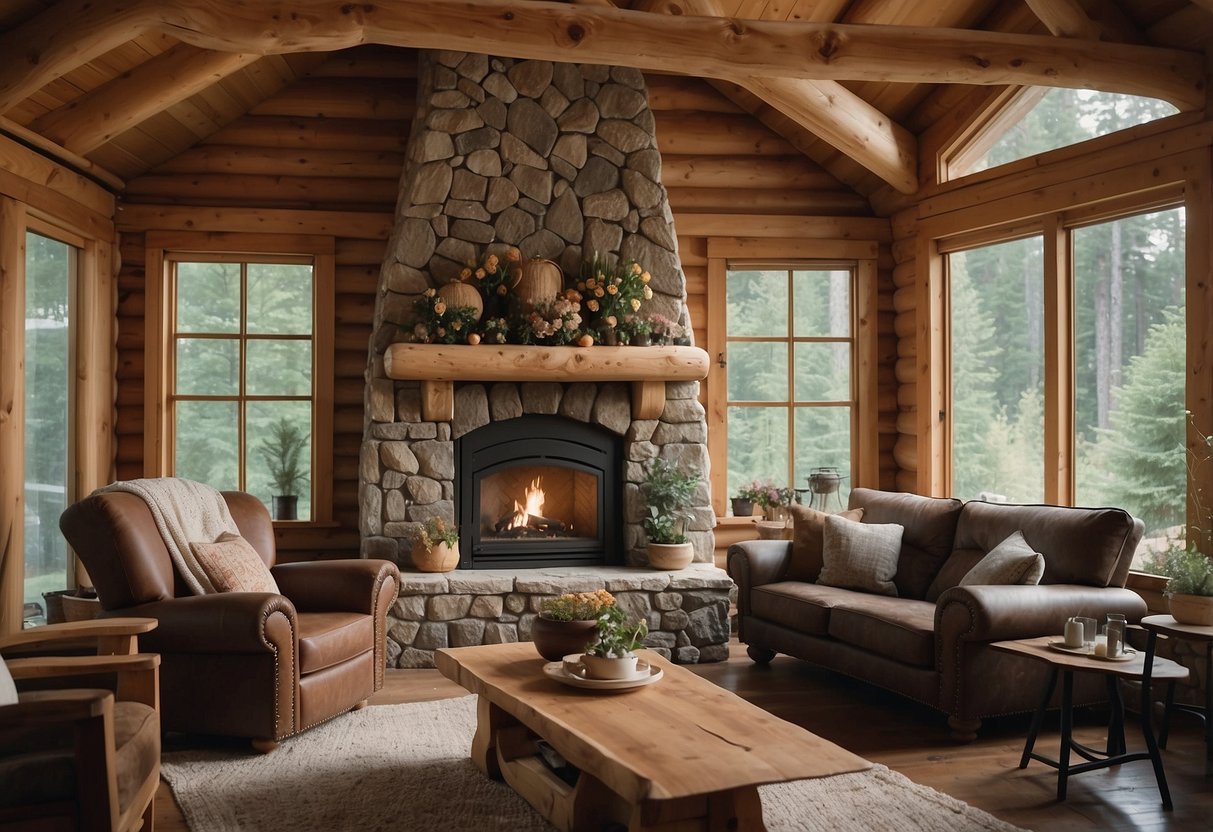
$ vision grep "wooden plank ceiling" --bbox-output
[0,0,1208,206]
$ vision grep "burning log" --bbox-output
[494,512,567,534]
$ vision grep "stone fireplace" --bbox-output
[359,51,729,667]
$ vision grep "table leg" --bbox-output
[1204,641,1212,773]
[1105,675,1126,757]
[1057,670,1074,801]
[1137,637,1173,809]
[472,696,509,780]
[1020,666,1058,769]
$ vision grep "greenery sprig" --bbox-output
[417,516,459,552]
[584,604,648,658]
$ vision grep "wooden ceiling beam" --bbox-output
[0,0,1204,119]
[29,44,261,154]
[1023,0,1101,40]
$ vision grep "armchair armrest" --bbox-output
[7,654,160,708]
[271,559,400,615]
[118,593,297,655]
[726,540,792,622]
[0,689,112,730]
[935,584,1148,645]
[0,617,157,656]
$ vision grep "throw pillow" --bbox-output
[0,653,16,706]
[786,505,865,582]
[959,530,1045,587]
[189,532,279,594]
[818,515,904,597]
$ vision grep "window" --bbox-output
[23,230,74,614]
[167,255,317,519]
[725,264,855,508]
[947,237,1045,502]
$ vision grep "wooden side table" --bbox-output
[992,636,1189,809]
[1141,614,1213,773]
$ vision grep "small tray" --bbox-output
[1047,640,1137,662]
[543,658,663,692]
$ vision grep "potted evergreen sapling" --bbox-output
[641,458,700,570]
[258,417,309,520]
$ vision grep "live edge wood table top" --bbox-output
[436,642,870,832]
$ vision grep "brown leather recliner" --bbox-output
[60,490,399,752]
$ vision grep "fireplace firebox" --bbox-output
[455,415,622,569]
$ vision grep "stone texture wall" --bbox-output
[361,50,713,566]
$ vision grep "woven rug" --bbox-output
[161,695,1026,832]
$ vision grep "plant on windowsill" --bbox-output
[581,604,649,680]
[533,590,616,661]
[642,458,700,570]
[411,516,460,573]
[258,417,309,521]
[738,479,795,522]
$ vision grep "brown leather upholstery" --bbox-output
[60,489,400,746]
[729,490,1148,740]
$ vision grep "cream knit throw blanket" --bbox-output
[97,478,241,595]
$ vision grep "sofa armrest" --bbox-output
[111,594,297,655]
[727,540,792,620]
[271,559,399,615]
[935,584,1148,646]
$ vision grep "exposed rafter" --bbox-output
[0,0,1204,120]
[30,44,261,155]
[1023,0,1101,40]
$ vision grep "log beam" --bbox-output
[0,0,1203,118]
[1023,0,1102,40]
[30,44,262,155]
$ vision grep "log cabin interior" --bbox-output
[2,1,1213,830]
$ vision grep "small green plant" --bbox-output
[539,590,616,621]
[584,605,648,658]
[417,516,459,552]
[1142,545,1213,597]
[258,418,308,496]
[642,458,700,545]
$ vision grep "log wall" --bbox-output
[114,48,893,560]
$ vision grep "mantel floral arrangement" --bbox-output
[408,247,686,348]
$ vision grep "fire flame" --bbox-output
[505,478,545,530]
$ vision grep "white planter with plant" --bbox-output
[412,517,459,572]
[641,458,700,570]
[1145,546,1213,625]
[581,604,648,680]
[258,417,308,520]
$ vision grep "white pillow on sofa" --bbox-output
[959,530,1045,587]
[818,514,904,597]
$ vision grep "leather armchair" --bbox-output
[60,490,399,751]
[0,618,160,832]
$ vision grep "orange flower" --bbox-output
[460,267,472,280]
[505,248,522,263]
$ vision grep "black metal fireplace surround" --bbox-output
[455,415,622,569]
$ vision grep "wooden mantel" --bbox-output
[383,343,711,421]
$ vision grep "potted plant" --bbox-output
[731,483,763,518]
[258,417,309,520]
[1142,545,1213,625]
[641,458,700,570]
[581,604,649,680]
[533,589,615,661]
[740,478,795,522]
[412,516,460,573]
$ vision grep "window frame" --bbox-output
[705,238,879,518]
[145,232,335,525]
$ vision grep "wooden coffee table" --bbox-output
[436,642,869,831]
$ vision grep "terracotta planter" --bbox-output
[412,540,459,573]
[647,542,694,570]
[581,653,639,680]
[532,615,599,661]
[1168,592,1213,626]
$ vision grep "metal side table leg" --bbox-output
[1021,666,1058,769]
[1141,630,1174,810]
[1057,670,1074,801]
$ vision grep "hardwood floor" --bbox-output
[154,640,1211,831]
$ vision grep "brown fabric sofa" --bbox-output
[727,488,1147,740]
[60,490,400,751]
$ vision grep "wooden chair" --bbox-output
[0,618,160,832]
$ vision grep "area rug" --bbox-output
[161,695,1027,832]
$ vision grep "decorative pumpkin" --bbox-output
[515,258,563,310]
[437,280,483,322]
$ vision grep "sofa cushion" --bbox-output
[749,582,858,635]
[929,501,1142,600]
[827,595,938,669]
[786,505,864,582]
[819,516,903,597]
[959,530,1045,587]
[848,488,964,601]
[297,612,373,675]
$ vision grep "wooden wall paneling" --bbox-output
[659,155,844,191]
[856,258,880,488]
[0,196,26,635]
[675,214,890,240]
[140,242,168,476]
[0,134,114,228]
[312,251,336,525]
[123,173,401,209]
[153,146,407,179]
[116,205,394,239]
[1186,153,1213,551]
[653,111,797,156]
[914,235,944,495]
[666,187,869,215]
[705,250,727,516]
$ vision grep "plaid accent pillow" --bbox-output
[189,532,279,594]
[818,515,904,597]
[959,530,1045,587]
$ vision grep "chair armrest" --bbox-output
[0,617,157,656]
[271,559,400,614]
[726,540,792,622]
[117,594,297,655]
[7,655,161,708]
[935,584,1149,645]
[0,689,112,729]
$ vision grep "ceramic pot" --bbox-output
[412,540,459,573]
[581,653,639,680]
[730,497,754,518]
[1168,592,1213,626]
[272,495,298,521]
[532,615,599,661]
[647,542,694,570]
